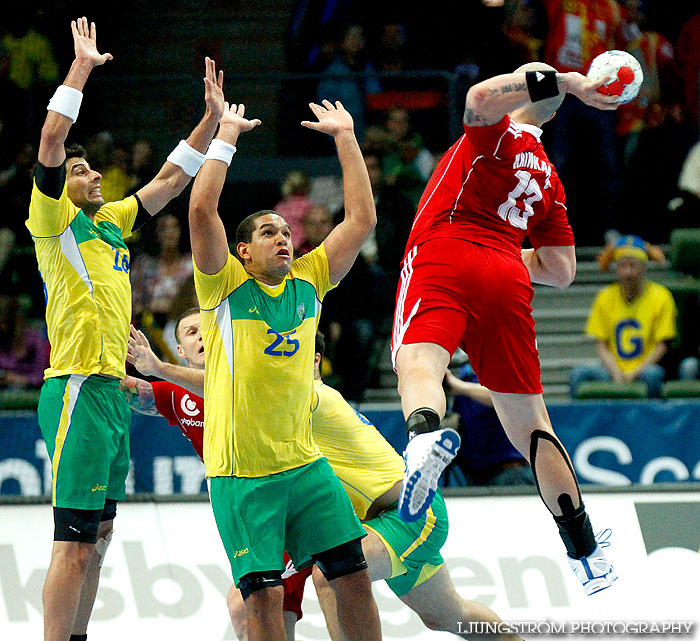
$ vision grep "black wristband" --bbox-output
[526,70,559,102]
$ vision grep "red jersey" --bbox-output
[151,381,205,460]
[406,116,574,259]
[541,0,625,74]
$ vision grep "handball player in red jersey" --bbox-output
[123,309,311,639]
[392,62,620,595]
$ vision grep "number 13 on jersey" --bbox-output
[497,169,542,230]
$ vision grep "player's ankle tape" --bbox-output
[406,407,441,437]
[555,505,596,558]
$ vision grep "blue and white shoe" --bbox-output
[567,528,618,595]
[398,428,461,522]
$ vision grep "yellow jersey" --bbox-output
[586,281,677,373]
[312,380,405,521]
[194,245,335,478]
[26,179,138,380]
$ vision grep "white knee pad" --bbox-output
[95,530,114,568]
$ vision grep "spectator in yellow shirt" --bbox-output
[570,235,677,397]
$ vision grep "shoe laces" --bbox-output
[595,528,612,548]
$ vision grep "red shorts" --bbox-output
[282,552,312,620]
[392,238,543,394]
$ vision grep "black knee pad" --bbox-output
[53,506,102,543]
[238,570,283,600]
[312,537,367,581]
[100,499,118,522]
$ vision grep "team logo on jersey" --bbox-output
[180,394,200,417]
[282,556,298,579]
[507,123,522,139]
[297,303,305,322]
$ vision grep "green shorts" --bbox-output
[38,375,131,510]
[364,489,448,596]
[209,457,366,585]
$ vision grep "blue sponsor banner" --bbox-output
[549,400,700,485]
[367,401,700,486]
[0,412,207,496]
[2,400,700,495]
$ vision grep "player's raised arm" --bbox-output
[39,17,112,168]
[464,67,621,127]
[302,100,376,285]
[127,325,205,397]
[135,57,224,215]
[189,102,261,274]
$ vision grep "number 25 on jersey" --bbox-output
[497,169,542,230]
[264,329,300,357]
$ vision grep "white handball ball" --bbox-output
[587,49,644,104]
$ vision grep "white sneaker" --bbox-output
[568,529,618,595]
[398,428,461,522]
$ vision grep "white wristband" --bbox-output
[47,85,83,123]
[205,139,236,166]
[167,140,206,177]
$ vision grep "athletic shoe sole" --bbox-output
[398,429,460,522]
[583,572,618,595]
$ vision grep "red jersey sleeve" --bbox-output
[527,178,574,248]
[464,116,522,159]
[151,381,179,426]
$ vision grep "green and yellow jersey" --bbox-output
[312,380,405,521]
[26,179,138,380]
[194,245,335,478]
[586,281,677,373]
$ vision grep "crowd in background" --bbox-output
[2,1,700,403]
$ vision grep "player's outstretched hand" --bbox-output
[120,374,139,392]
[219,102,262,134]
[564,72,621,111]
[71,17,112,67]
[301,100,354,137]
[203,57,225,121]
[127,325,163,377]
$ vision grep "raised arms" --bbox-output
[464,71,620,127]
[38,18,112,168]
[135,57,224,215]
[189,102,261,274]
[39,20,225,216]
[302,100,376,285]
